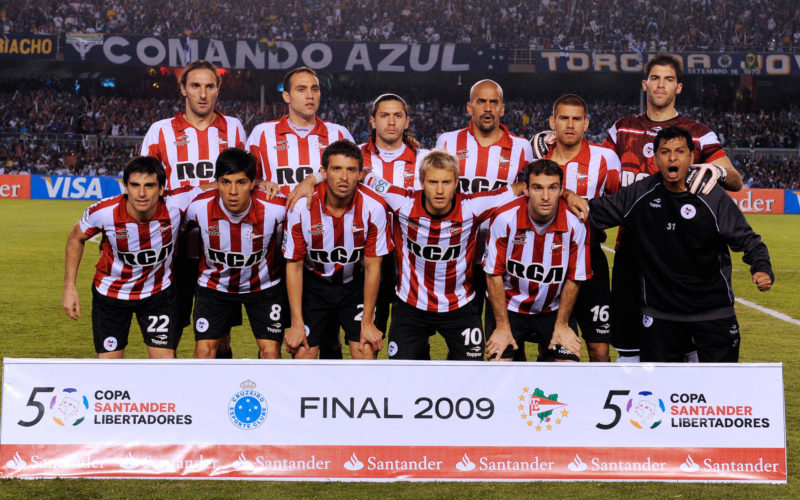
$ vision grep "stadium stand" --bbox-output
[3,0,800,50]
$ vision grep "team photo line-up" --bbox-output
[61,53,774,364]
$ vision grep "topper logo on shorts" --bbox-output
[229,379,268,429]
[117,242,173,267]
[309,247,364,264]
[518,386,569,431]
[507,260,564,284]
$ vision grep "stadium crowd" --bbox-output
[3,0,800,51]
[1,87,798,188]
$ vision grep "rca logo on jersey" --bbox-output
[308,247,364,264]
[459,176,508,193]
[276,166,313,186]
[405,239,461,261]
[620,170,650,187]
[207,248,265,268]
[507,260,564,283]
[176,161,214,181]
[116,242,173,267]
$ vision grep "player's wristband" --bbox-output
[312,172,324,185]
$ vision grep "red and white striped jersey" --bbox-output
[483,197,591,314]
[602,113,727,188]
[141,111,247,189]
[366,173,516,312]
[547,139,621,199]
[435,123,533,193]
[359,138,429,189]
[185,189,286,294]
[79,187,200,300]
[246,115,353,195]
[283,183,392,284]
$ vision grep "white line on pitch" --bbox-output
[600,245,800,326]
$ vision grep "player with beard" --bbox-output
[142,60,246,358]
[360,93,430,335]
[247,66,354,359]
[544,94,621,362]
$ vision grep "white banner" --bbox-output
[0,359,786,482]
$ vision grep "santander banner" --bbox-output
[0,359,786,482]
[727,189,785,214]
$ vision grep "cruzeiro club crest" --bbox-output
[518,386,568,431]
[228,380,268,429]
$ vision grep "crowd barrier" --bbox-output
[0,359,786,482]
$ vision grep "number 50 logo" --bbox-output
[596,390,665,430]
[18,387,89,427]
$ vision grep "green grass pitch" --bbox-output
[0,199,798,498]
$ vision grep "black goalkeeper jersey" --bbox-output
[588,174,773,321]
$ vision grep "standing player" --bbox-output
[247,66,354,360]
[435,80,534,356]
[588,126,772,362]
[62,157,200,358]
[600,53,743,362]
[360,93,430,334]
[141,59,247,358]
[484,159,590,361]
[186,149,287,360]
[545,94,621,362]
[283,140,391,359]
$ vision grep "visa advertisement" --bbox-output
[29,175,124,200]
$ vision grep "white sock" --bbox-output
[616,354,640,363]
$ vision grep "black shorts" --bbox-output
[302,272,368,347]
[485,307,579,361]
[640,315,740,363]
[610,247,642,356]
[374,251,397,334]
[388,298,484,361]
[91,285,178,353]
[574,243,612,344]
[193,285,286,342]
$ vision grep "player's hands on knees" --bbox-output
[550,323,581,360]
[283,323,309,355]
[62,287,81,320]
[359,321,384,354]
[531,130,556,159]
[287,175,318,211]
[752,271,773,292]
[562,190,588,222]
[485,327,517,361]
[687,163,727,195]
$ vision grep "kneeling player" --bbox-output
[283,140,391,359]
[62,156,201,358]
[186,148,288,359]
[484,160,590,361]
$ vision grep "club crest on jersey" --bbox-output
[160,224,172,235]
[114,228,129,239]
[512,233,527,246]
[311,223,324,236]
[407,220,420,229]
[551,243,562,252]
[318,142,329,151]
[206,225,220,237]
[448,222,461,235]
[218,139,228,148]
[456,149,469,161]
[274,140,289,151]
[680,204,697,219]
[499,153,510,165]
[247,231,264,241]
[352,224,364,233]
[174,134,189,147]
